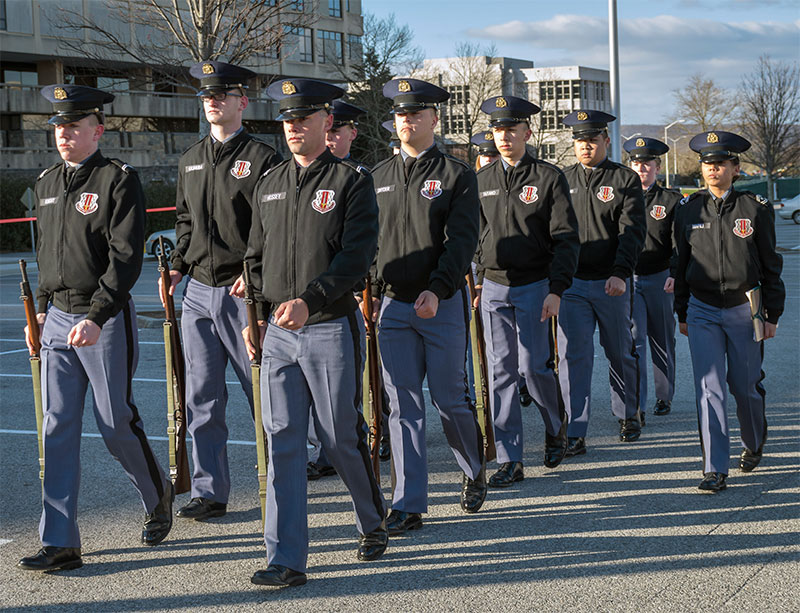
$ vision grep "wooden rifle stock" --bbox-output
[465,271,496,462]
[361,276,382,481]
[19,260,45,490]
[157,237,191,494]
[243,260,268,527]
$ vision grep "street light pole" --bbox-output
[608,0,621,162]
[664,119,686,188]
[666,134,687,186]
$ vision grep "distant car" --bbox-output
[775,194,800,224]
[145,229,177,258]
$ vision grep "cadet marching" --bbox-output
[17,63,784,585]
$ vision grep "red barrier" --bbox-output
[0,206,176,224]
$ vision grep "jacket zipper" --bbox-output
[59,169,76,287]
[292,167,303,299]
[716,200,726,304]
[209,141,223,286]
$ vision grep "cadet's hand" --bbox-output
[764,322,777,340]
[414,290,439,319]
[67,319,101,347]
[230,275,245,298]
[274,298,309,330]
[540,293,561,322]
[158,270,183,307]
[664,277,675,293]
[24,312,47,355]
[679,322,688,337]
[472,285,482,309]
[605,276,626,296]
[242,321,267,360]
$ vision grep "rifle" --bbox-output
[243,260,268,527]
[551,315,560,376]
[157,237,191,494]
[465,270,497,462]
[360,276,383,481]
[19,260,45,493]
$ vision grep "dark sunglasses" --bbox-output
[200,91,243,102]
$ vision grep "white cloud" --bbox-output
[466,14,800,122]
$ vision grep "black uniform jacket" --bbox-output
[563,158,646,280]
[172,131,282,287]
[34,150,144,327]
[246,149,378,325]
[674,188,784,324]
[475,154,579,296]
[637,183,682,276]
[371,145,480,303]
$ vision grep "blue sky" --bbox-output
[364,0,800,124]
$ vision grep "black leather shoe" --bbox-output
[357,525,388,561]
[519,384,533,407]
[653,399,671,415]
[565,437,586,457]
[544,415,569,468]
[740,446,764,472]
[18,547,82,571]
[460,467,487,513]
[176,496,227,521]
[251,564,307,587]
[307,462,337,481]
[142,481,174,546]
[698,472,727,492]
[488,462,524,487]
[386,509,423,535]
[619,413,642,442]
[378,435,391,462]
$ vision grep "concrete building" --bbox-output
[422,56,610,165]
[0,0,364,170]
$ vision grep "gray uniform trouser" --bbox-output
[481,278,563,464]
[687,296,767,475]
[261,312,385,573]
[632,270,676,409]
[39,302,166,548]
[181,278,253,504]
[378,291,483,513]
[557,277,640,438]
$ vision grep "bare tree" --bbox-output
[528,67,573,166]
[435,42,502,165]
[52,0,315,91]
[672,73,737,131]
[738,55,800,200]
[335,13,424,167]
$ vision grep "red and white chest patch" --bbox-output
[230,160,251,179]
[733,218,754,238]
[420,180,442,200]
[312,189,336,214]
[75,192,99,216]
[519,185,538,204]
[596,186,615,203]
[650,204,667,220]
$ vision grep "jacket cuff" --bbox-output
[765,310,782,325]
[86,304,111,328]
[37,296,50,314]
[255,300,269,322]
[171,254,189,277]
[548,280,569,298]
[299,287,325,317]
[611,265,631,280]
[428,279,450,301]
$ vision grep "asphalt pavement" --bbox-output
[0,219,798,612]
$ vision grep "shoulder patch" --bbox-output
[110,159,136,173]
[750,193,770,207]
[371,156,396,174]
[37,163,61,181]
[680,191,704,206]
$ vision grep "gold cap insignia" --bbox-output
[398,80,411,93]
[202,63,214,75]
[635,138,645,147]
[496,97,507,108]
[485,132,493,140]
[707,132,719,144]
[54,87,68,100]
[577,111,588,121]
[282,81,297,95]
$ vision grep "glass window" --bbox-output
[291,0,305,12]
[97,76,130,92]
[318,30,342,64]
[0,0,7,31]
[328,0,341,18]
[347,34,362,62]
[285,27,314,62]
[539,81,555,101]
[2,70,38,86]
[571,80,582,99]
[556,80,570,99]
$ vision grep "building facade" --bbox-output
[0,0,364,170]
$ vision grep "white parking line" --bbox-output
[0,429,255,446]
[0,349,29,355]
[0,539,11,547]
